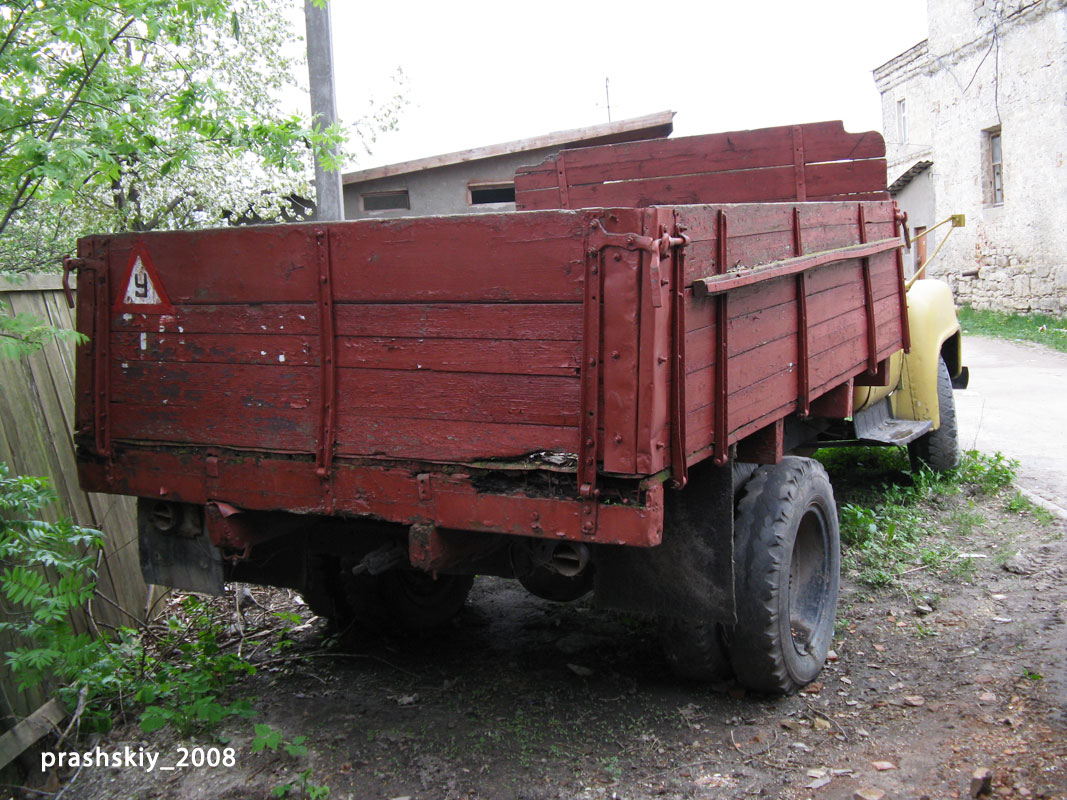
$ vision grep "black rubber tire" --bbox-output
[303,556,473,630]
[908,357,960,472]
[658,460,761,682]
[660,616,733,682]
[341,567,474,631]
[727,456,840,695]
[301,555,352,624]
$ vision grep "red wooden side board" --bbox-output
[515,120,888,210]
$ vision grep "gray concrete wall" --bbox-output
[895,170,937,277]
[342,147,561,220]
[874,0,1067,314]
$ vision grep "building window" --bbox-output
[988,130,1004,205]
[896,98,908,143]
[468,182,516,205]
[362,190,410,212]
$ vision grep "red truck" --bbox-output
[67,121,965,694]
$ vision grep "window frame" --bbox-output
[467,181,516,206]
[361,189,411,213]
[988,130,1004,206]
[896,98,908,143]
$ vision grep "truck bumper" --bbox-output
[79,445,664,550]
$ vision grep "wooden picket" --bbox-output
[0,274,145,722]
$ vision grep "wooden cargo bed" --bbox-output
[73,121,906,547]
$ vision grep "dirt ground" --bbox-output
[32,468,1067,800]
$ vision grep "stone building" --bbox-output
[873,0,1067,313]
[340,112,674,221]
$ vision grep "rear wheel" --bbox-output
[304,556,473,630]
[302,554,351,623]
[341,566,474,631]
[727,457,840,694]
[908,357,959,472]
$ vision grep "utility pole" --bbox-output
[304,0,344,221]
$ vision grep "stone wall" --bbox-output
[956,237,1067,313]
[874,0,1067,315]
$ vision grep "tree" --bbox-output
[0,0,404,274]
[0,0,404,354]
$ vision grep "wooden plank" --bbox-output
[328,212,587,303]
[334,369,580,428]
[727,333,798,394]
[0,698,65,770]
[112,332,318,367]
[805,160,889,200]
[109,362,318,451]
[335,337,581,376]
[110,361,318,407]
[111,404,316,451]
[548,158,887,209]
[0,274,66,292]
[113,304,318,336]
[334,303,582,341]
[334,417,577,463]
[600,245,641,473]
[566,166,800,208]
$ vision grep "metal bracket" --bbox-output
[578,223,605,537]
[580,219,692,526]
[62,256,99,309]
[314,229,337,491]
[669,215,690,489]
[417,473,433,501]
[587,220,689,309]
[65,245,111,457]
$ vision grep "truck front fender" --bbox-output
[891,279,962,427]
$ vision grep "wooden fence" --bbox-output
[0,274,146,721]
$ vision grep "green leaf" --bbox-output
[140,707,170,733]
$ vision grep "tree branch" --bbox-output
[0,0,34,63]
[141,193,187,231]
[1,16,137,235]
[0,176,42,233]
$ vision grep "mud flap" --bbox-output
[593,459,735,623]
[138,499,224,595]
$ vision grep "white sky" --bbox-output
[321,0,928,171]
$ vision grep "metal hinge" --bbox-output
[61,255,105,309]
[587,220,690,308]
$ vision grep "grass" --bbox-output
[816,447,1017,588]
[957,305,1067,353]
[1006,491,1055,525]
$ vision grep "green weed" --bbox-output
[253,724,308,757]
[0,462,256,736]
[1006,492,1055,526]
[271,769,331,799]
[817,449,1016,587]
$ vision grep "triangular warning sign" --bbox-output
[113,242,174,314]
